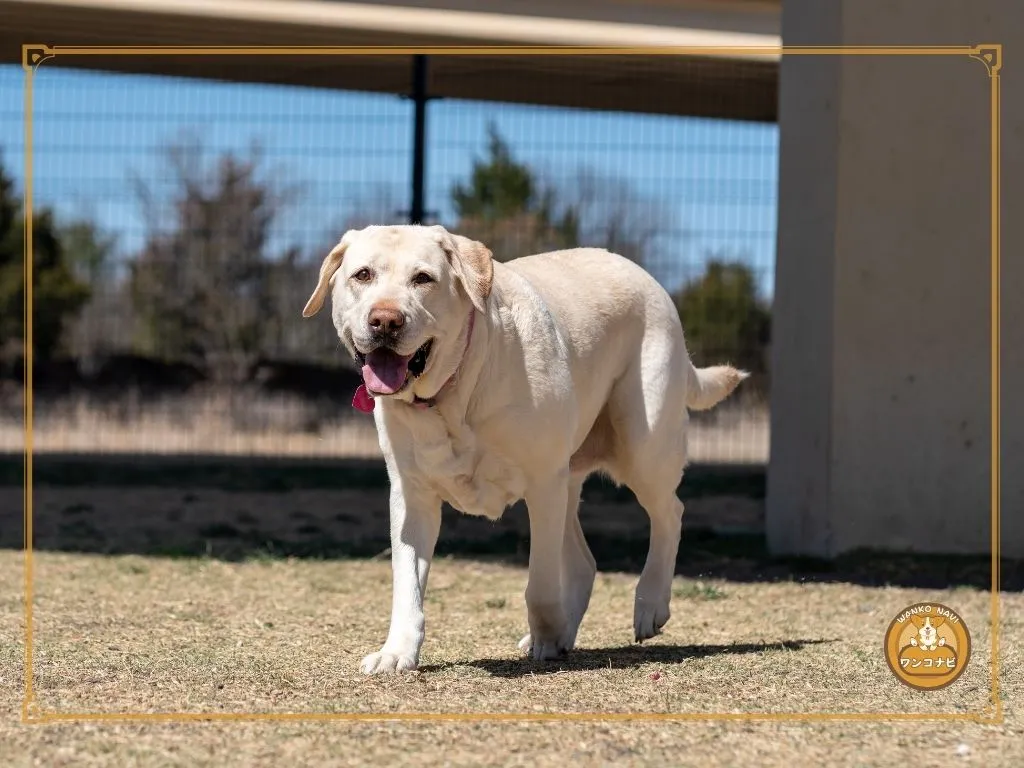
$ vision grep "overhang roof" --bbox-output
[2,0,781,121]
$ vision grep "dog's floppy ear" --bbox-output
[910,615,925,628]
[930,616,946,628]
[433,226,493,314]
[302,230,355,318]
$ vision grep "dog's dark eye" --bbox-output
[412,272,434,285]
[352,268,372,283]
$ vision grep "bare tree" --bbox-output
[128,137,301,383]
[548,167,669,269]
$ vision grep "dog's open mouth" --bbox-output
[357,339,433,396]
[408,339,432,377]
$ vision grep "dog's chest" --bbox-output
[408,416,526,521]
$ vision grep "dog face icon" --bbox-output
[909,615,946,651]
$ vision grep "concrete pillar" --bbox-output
[768,0,1022,557]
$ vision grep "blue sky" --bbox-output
[1,63,779,297]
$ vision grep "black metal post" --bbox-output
[410,54,428,225]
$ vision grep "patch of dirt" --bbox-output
[2,484,763,561]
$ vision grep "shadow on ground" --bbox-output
[4,452,1019,591]
[425,638,840,677]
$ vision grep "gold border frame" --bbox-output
[19,43,1002,725]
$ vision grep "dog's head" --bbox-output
[909,614,946,647]
[302,224,493,400]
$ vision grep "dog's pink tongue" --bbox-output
[361,349,412,394]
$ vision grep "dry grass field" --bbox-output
[1,410,1019,766]
[1,551,1021,767]
[0,395,771,464]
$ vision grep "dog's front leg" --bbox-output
[522,470,572,661]
[360,481,442,674]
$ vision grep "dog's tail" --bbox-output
[686,363,749,411]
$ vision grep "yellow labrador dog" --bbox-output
[302,224,746,674]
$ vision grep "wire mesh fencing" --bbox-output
[1,55,777,464]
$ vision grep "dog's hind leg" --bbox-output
[614,422,687,641]
[606,336,689,642]
[630,486,685,642]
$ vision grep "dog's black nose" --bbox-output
[368,306,405,334]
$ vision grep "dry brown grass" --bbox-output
[2,551,1021,766]
[0,395,770,464]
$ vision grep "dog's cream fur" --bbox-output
[303,224,747,674]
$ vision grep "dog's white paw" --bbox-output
[518,633,569,661]
[531,637,569,661]
[359,649,419,675]
[634,598,671,642]
[517,632,573,660]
